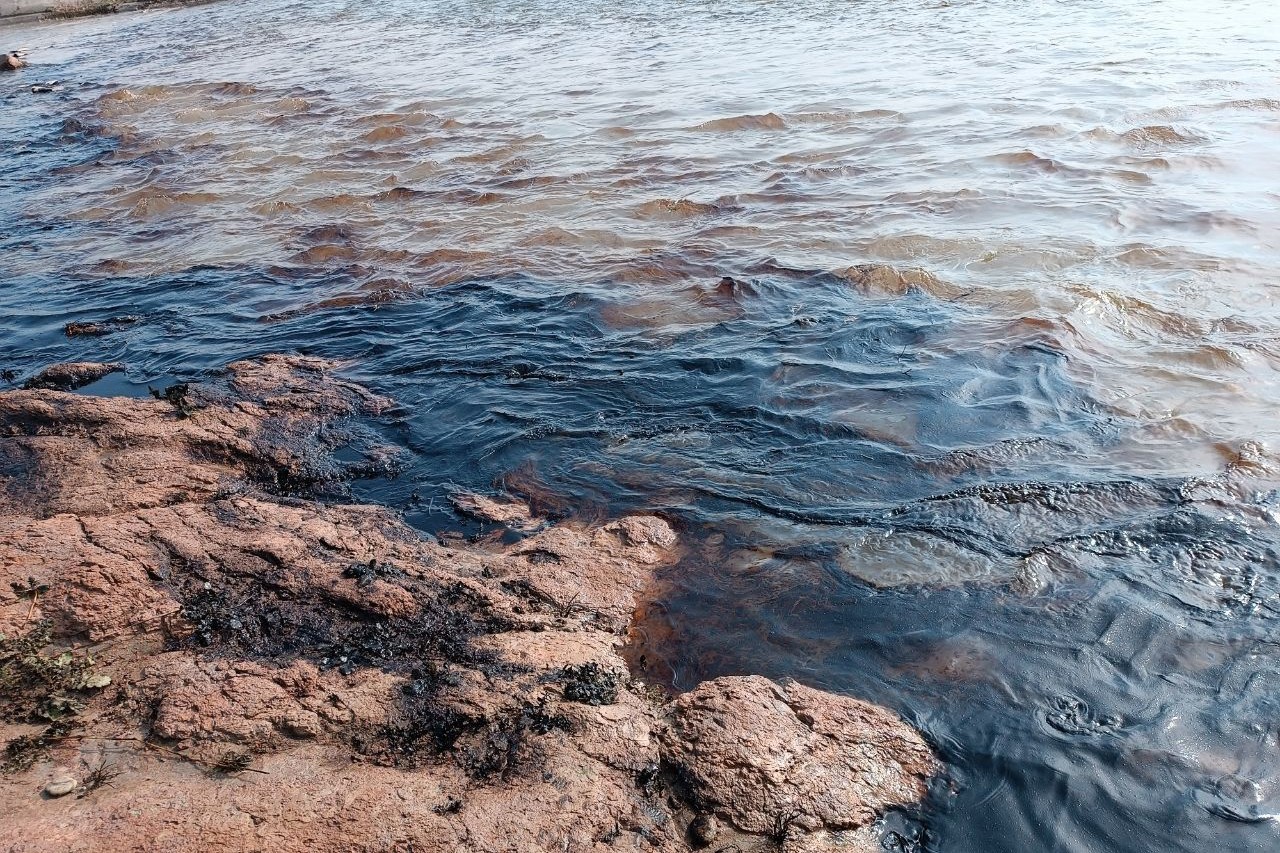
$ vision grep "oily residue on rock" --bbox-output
[2,2,1280,851]
[21,361,122,392]
[0,356,936,853]
[63,316,144,337]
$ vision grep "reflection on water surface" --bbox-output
[3,0,1280,849]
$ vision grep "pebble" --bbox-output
[44,776,76,797]
[688,813,720,847]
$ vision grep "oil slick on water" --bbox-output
[3,0,1280,849]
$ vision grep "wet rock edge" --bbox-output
[0,355,938,853]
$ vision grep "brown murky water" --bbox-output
[3,1,1280,850]
[6,0,1280,472]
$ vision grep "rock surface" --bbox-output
[20,361,122,391]
[0,355,937,852]
[665,677,938,838]
[449,491,537,528]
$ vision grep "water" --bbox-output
[3,0,1280,849]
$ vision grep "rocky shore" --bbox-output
[0,355,937,852]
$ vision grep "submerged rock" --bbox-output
[21,361,122,392]
[63,316,143,337]
[0,355,937,852]
[1,52,27,72]
[449,491,535,527]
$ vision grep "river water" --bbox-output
[3,0,1280,849]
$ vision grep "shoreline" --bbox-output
[0,0,218,29]
[0,355,938,853]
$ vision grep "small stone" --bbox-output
[689,813,719,847]
[44,776,76,797]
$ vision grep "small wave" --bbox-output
[361,126,410,143]
[833,263,966,299]
[930,437,1072,477]
[265,277,417,321]
[411,248,498,286]
[1120,125,1204,148]
[604,255,716,286]
[988,150,1065,173]
[302,193,372,213]
[1021,123,1069,138]
[1115,155,1171,170]
[694,112,787,132]
[494,174,565,190]
[374,186,429,202]
[107,188,224,220]
[1215,98,1280,112]
[56,118,105,140]
[782,108,900,125]
[290,244,358,264]
[1069,283,1213,339]
[210,82,260,97]
[439,188,505,205]
[249,200,303,216]
[634,198,727,219]
[88,259,134,274]
[354,111,438,128]
[297,224,358,244]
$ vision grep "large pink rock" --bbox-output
[664,675,938,840]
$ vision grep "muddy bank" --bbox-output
[0,355,936,853]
